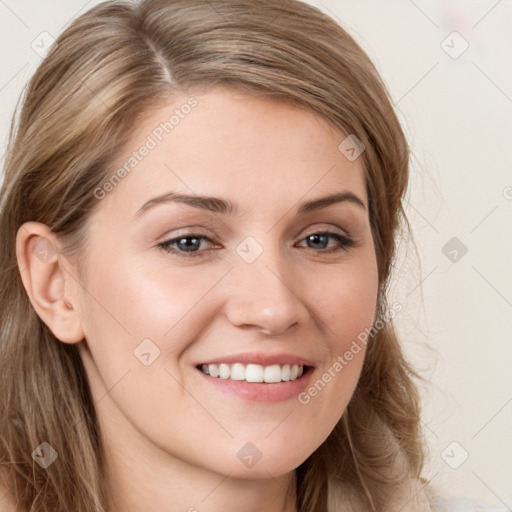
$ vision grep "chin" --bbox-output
[193,440,313,480]
[224,457,304,480]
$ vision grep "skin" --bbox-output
[16,87,379,512]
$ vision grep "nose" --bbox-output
[223,250,310,336]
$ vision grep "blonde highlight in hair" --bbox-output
[0,1,430,510]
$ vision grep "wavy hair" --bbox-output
[0,0,431,510]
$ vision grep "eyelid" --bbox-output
[301,224,350,237]
[156,226,215,242]
[298,222,354,241]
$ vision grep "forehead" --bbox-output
[97,87,367,216]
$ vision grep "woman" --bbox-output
[0,1,503,511]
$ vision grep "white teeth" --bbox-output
[230,363,245,380]
[219,363,230,379]
[246,364,264,382]
[264,364,282,383]
[199,363,306,383]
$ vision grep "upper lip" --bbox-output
[197,352,314,367]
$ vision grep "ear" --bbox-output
[15,222,85,344]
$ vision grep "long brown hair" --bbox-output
[0,1,430,510]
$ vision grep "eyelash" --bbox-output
[157,231,355,258]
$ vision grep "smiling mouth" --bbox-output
[196,363,310,383]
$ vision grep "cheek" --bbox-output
[299,250,379,415]
[314,251,379,348]
[76,253,226,409]
[81,252,221,346]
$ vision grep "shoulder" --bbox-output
[390,478,512,512]
[325,476,511,512]
[411,477,512,512]
[429,496,512,512]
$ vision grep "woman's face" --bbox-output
[73,87,379,478]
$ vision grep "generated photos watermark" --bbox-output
[298,301,403,405]
[93,97,198,200]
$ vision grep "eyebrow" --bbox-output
[135,190,367,218]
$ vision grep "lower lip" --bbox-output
[196,367,314,402]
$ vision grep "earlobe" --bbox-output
[15,222,85,344]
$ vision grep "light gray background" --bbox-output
[1,0,511,504]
